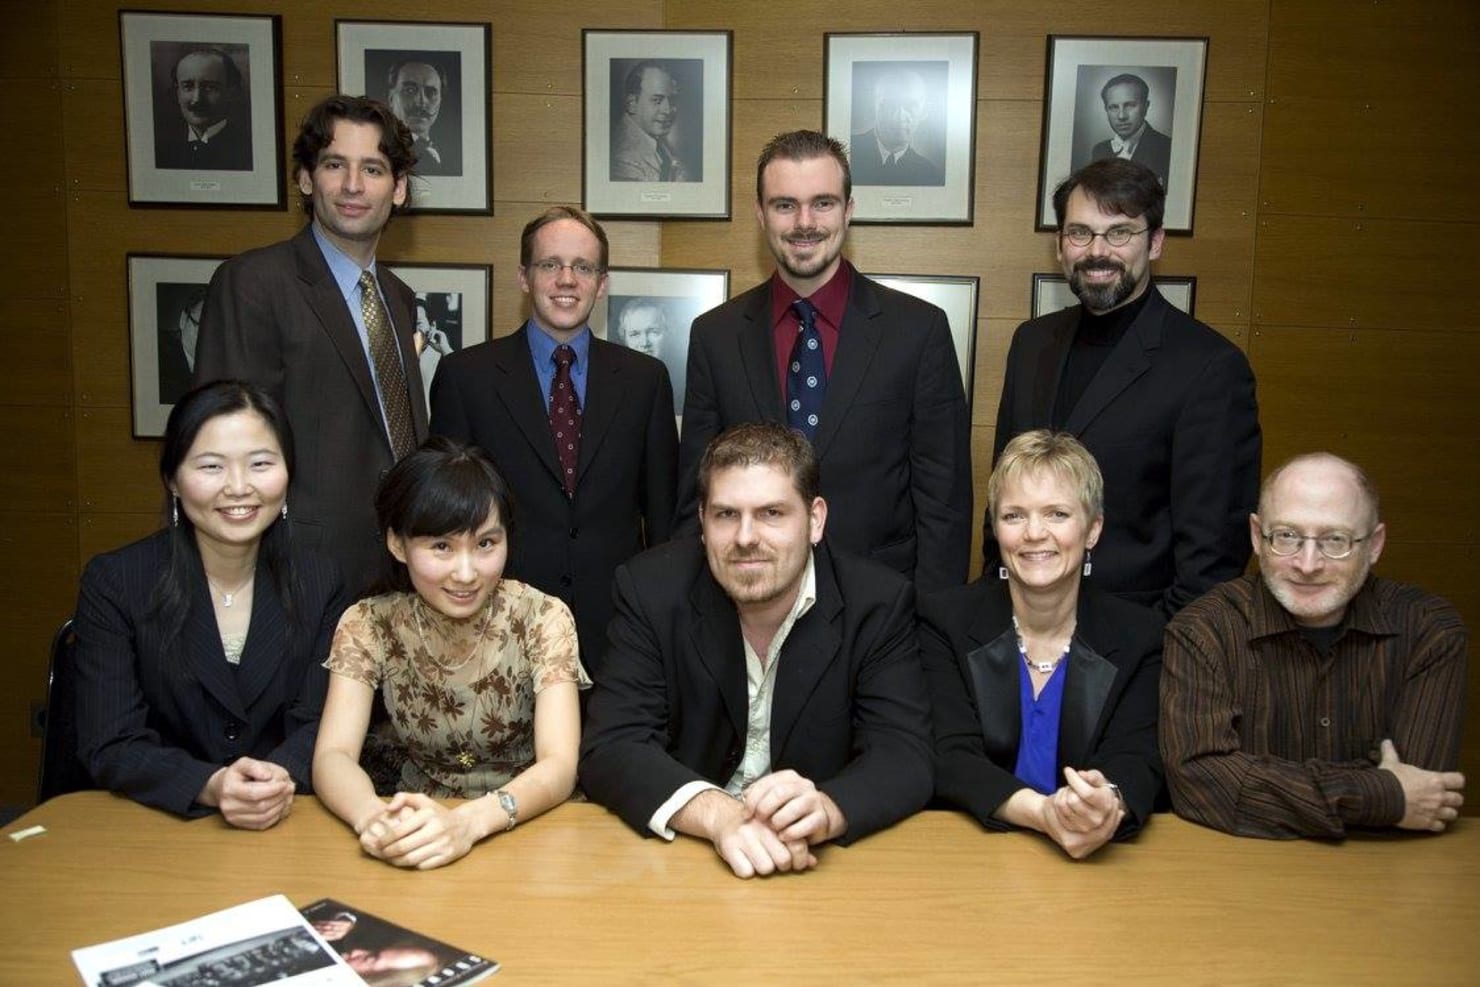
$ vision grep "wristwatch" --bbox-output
[494,789,517,832]
[1106,782,1127,812]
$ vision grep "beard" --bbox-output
[1069,259,1138,314]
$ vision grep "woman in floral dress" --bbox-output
[313,437,589,868]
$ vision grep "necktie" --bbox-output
[657,142,674,181]
[418,138,441,164]
[358,270,417,460]
[549,345,582,496]
[786,298,826,439]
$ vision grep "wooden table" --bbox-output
[3,793,1476,984]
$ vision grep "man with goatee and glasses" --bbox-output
[989,157,1260,619]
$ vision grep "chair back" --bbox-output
[37,618,93,802]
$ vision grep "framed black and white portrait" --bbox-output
[1031,273,1196,319]
[120,11,284,208]
[825,33,978,224]
[1037,36,1208,233]
[128,254,227,437]
[864,273,980,409]
[337,20,492,214]
[383,263,492,405]
[591,268,730,418]
[583,30,732,220]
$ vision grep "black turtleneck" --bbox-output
[1051,287,1153,428]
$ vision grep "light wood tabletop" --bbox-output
[3,793,1476,985]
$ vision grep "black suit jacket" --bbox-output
[988,287,1260,617]
[1091,123,1173,187]
[195,225,430,594]
[919,580,1164,833]
[154,117,253,171]
[677,270,972,592]
[849,130,945,186]
[72,530,348,817]
[579,538,934,844]
[430,327,677,677]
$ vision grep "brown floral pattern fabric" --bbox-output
[326,581,589,797]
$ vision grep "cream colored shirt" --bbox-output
[647,554,818,839]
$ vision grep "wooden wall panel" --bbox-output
[1250,326,1480,546]
[1253,215,1471,331]
[0,512,78,804]
[0,299,74,406]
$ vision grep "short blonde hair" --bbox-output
[987,430,1104,521]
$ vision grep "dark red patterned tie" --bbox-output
[549,345,581,496]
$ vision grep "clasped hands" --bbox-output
[356,792,482,870]
[1036,767,1124,860]
[198,756,295,830]
[711,770,846,879]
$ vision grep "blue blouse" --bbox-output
[1013,660,1067,795]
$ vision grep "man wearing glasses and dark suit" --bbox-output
[988,157,1261,618]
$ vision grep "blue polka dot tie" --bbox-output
[786,298,826,439]
[549,345,581,497]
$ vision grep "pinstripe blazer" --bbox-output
[73,529,347,817]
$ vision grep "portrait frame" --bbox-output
[383,262,492,406]
[1031,273,1197,319]
[582,30,733,220]
[119,11,285,209]
[1037,35,1207,234]
[336,20,493,215]
[591,267,731,420]
[825,32,978,225]
[127,253,228,438]
[863,273,980,411]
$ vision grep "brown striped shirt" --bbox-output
[1161,574,1467,839]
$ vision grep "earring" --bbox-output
[171,496,179,527]
[1082,550,1093,578]
[280,501,289,521]
[998,565,1008,580]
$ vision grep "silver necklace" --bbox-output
[1012,614,1072,674]
[206,572,254,608]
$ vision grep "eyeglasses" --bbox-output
[528,259,603,280]
[1261,528,1371,560]
[1060,225,1148,248]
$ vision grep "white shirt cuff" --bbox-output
[648,780,724,840]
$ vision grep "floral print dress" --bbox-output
[326,580,589,797]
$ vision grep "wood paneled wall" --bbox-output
[2,0,1475,807]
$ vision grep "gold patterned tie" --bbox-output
[359,270,416,459]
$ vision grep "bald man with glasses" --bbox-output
[1161,452,1468,840]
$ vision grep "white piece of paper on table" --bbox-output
[70,894,361,987]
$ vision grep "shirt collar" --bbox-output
[311,223,374,300]
[525,319,592,367]
[1110,122,1147,156]
[768,260,853,333]
[1248,572,1397,643]
[187,118,230,143]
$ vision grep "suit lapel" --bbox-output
[234,569,289,710]
[1058,641,1117,768]
[1063,289,1167,434]
[965,629,1022,757]
[292,230,391,454]
[186,583,246,720]
[769,552,843,760]
[1031,308,1078,427]
[576,340,621,485]
[688,570,748,741]
[812,274,884,459]
[736,287,784,420]
[495,329,564,485]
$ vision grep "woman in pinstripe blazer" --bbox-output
[73,381,347,827]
